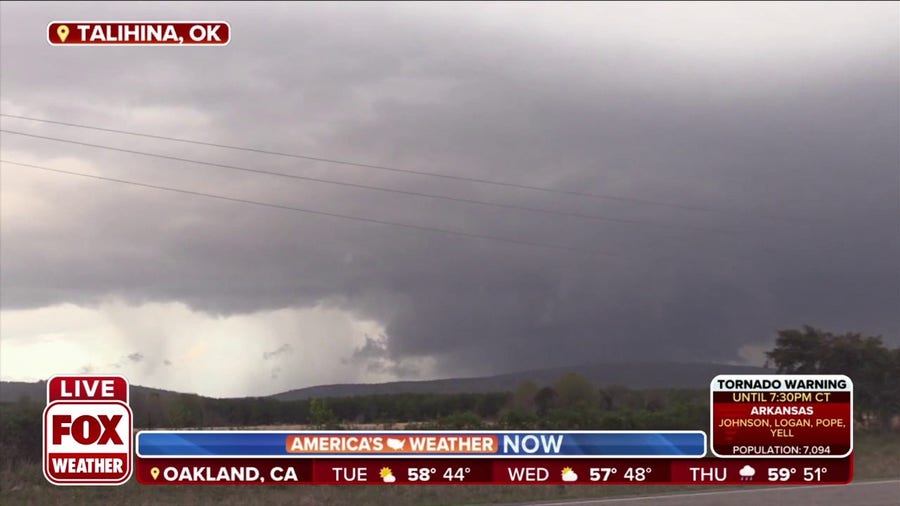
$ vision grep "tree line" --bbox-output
[765,325,899,431]
[0,383,707,463]
[2,325,896,464]
[99,380,708,431]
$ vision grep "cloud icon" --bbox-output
[383,474,396,483]
[739,465,756,479]
[386,438,405,451]
[561,467,578,482]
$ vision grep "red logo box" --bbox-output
[43,375,133,485]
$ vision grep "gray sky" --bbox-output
[1,2,897,397]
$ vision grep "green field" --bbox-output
[2,433,897,506]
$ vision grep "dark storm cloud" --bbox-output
[103,352,143,369]
[1,2,897,379]
[347,335,421,377]
[263,344,293,360]
[351,336,390,360]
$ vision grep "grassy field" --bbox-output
[849,433,900,479]
[2,433,897,506]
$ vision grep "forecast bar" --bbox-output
[134,455,852,485]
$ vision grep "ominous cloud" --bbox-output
[347,334,422,377]
[1,2,897,391]
[263,344,293,360]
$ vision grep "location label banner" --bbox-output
[134,456,852,485]
[47,22,230,46]
[137,430,707,458]
[710,375,852,458]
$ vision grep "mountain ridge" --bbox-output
[270,361,770,401]
[1,362,770,403]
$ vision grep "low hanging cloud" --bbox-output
[0,3,897,393]
[346,334,425,378]
[263,344,293,360]
[0,302,403,397]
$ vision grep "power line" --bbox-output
[0,113,777,219]
[2,160,841,267]
[0,159,613,257]
[0,129,730,235]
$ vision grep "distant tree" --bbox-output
[511,381,539,414]
[498,409,539,429]
[439,411,484,429]
[604,384,644,411]
[0,398,42,462]
[596,388,614,410]
[766,325,899,431]
[643,390,667,412]
[887,348,900,426]
[554,373,597,409]
[534,386,558,416]
[542,408,585,429]
[764,325,829,373]
[130,391,149,428]
[145,392,166,428]
[168,394,204,427]
[309,398,338,428]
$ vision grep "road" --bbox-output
[509,480,900,506]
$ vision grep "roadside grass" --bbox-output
[2,432,896,506]
[850,432,900,479]
[0,466,706,506]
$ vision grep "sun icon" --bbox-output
[561,467,573,476]
[380,467,397,483]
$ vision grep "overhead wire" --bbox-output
[0,129,732,235]
[0,156,845,266]
[0,159,614,258]
[0,127,844,261]
[0,113,803,221]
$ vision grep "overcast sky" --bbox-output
[1,2,897,397]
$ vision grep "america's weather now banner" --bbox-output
[137,431,707,458]
[134,430,852,485]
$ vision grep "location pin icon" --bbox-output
[150,467,160,480]
[57,25,70,43]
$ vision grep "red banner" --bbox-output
[135,456,852,485]
[47,22,230,45]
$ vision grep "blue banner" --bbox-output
[137,431,706,458]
